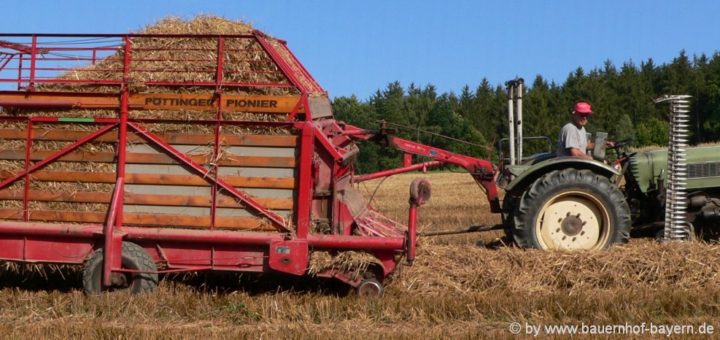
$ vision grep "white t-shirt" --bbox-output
[556,122,587,157]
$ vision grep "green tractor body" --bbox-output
[629,145,720,194]
[500,140,720,251]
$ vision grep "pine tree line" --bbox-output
[332,51,720,173]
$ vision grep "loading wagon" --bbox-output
[0,32,474,295]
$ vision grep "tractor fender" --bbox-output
[504,157,621,196]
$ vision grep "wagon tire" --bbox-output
[83,242,158,294]
[356,278,383,297]
[512,169,631,251]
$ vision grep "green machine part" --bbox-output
[629,145,720,194]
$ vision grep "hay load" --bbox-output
[0,16,300,228]
[45,15,294,95]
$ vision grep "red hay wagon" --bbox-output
[0,32,499,295]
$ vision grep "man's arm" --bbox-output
[567,147,592,160]
[586,141,614,150]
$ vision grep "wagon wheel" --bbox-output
[512,169,631,251]
[82,242,158,294]
[355,268,384,297]
[357,278,383,297]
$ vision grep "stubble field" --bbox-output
[1,172,720,339]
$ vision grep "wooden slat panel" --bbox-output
[0,150,297,168]
[125,192,294,210]
[0,208,276,231]
[0,170,296,189]
[0,129,299,147]
[0,190,294,210]
[220,154,296,168]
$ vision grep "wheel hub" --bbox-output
[110,272,128,287]
[560,214,584,236]
[357,280,383,297]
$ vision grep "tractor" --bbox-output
[496,81,714,251]
[498,137,720,250]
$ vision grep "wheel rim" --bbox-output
[535,190,611,250]
[357,280,383,297]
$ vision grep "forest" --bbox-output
[332,51,720,173]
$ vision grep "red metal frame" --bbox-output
[103,177,125,286]
[22,120,32,221]
[353,161,443,183]
[343,124,502,212]
[211,37,225,229]
[0,33,429,291]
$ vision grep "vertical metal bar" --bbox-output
[516,79,524,163]
[29,36,37,90]
[403,153,412,167]
[17,54,23,90]
[215,36,225,88]
[22,119,32,221]
[103,177,124,287]
[406,204,417,264]
[210,36,225,229]
[295,120,315,238]
[92,49,97,65]
[115,36,131,228]
[506,83,515,165]
[103,35,132,289]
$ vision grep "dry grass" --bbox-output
[2,171,720,338]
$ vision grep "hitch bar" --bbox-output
[418,224,504,237]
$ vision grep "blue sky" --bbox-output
[1,0,719,99]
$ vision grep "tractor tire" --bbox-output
[512,168,631,251]
[83,242,158,294]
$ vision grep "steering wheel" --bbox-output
[609,138,634,151]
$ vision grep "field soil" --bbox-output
[2,172,720,339]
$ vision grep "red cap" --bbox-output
[573,101,593,116]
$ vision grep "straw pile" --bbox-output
[43,16,295,96]
[0,16,297,218]
[404,239,720,294]
[308,251,383,280]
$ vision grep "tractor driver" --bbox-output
[557,101,609,160]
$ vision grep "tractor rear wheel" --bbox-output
[83,242,158,294]
[512,169,631,251]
